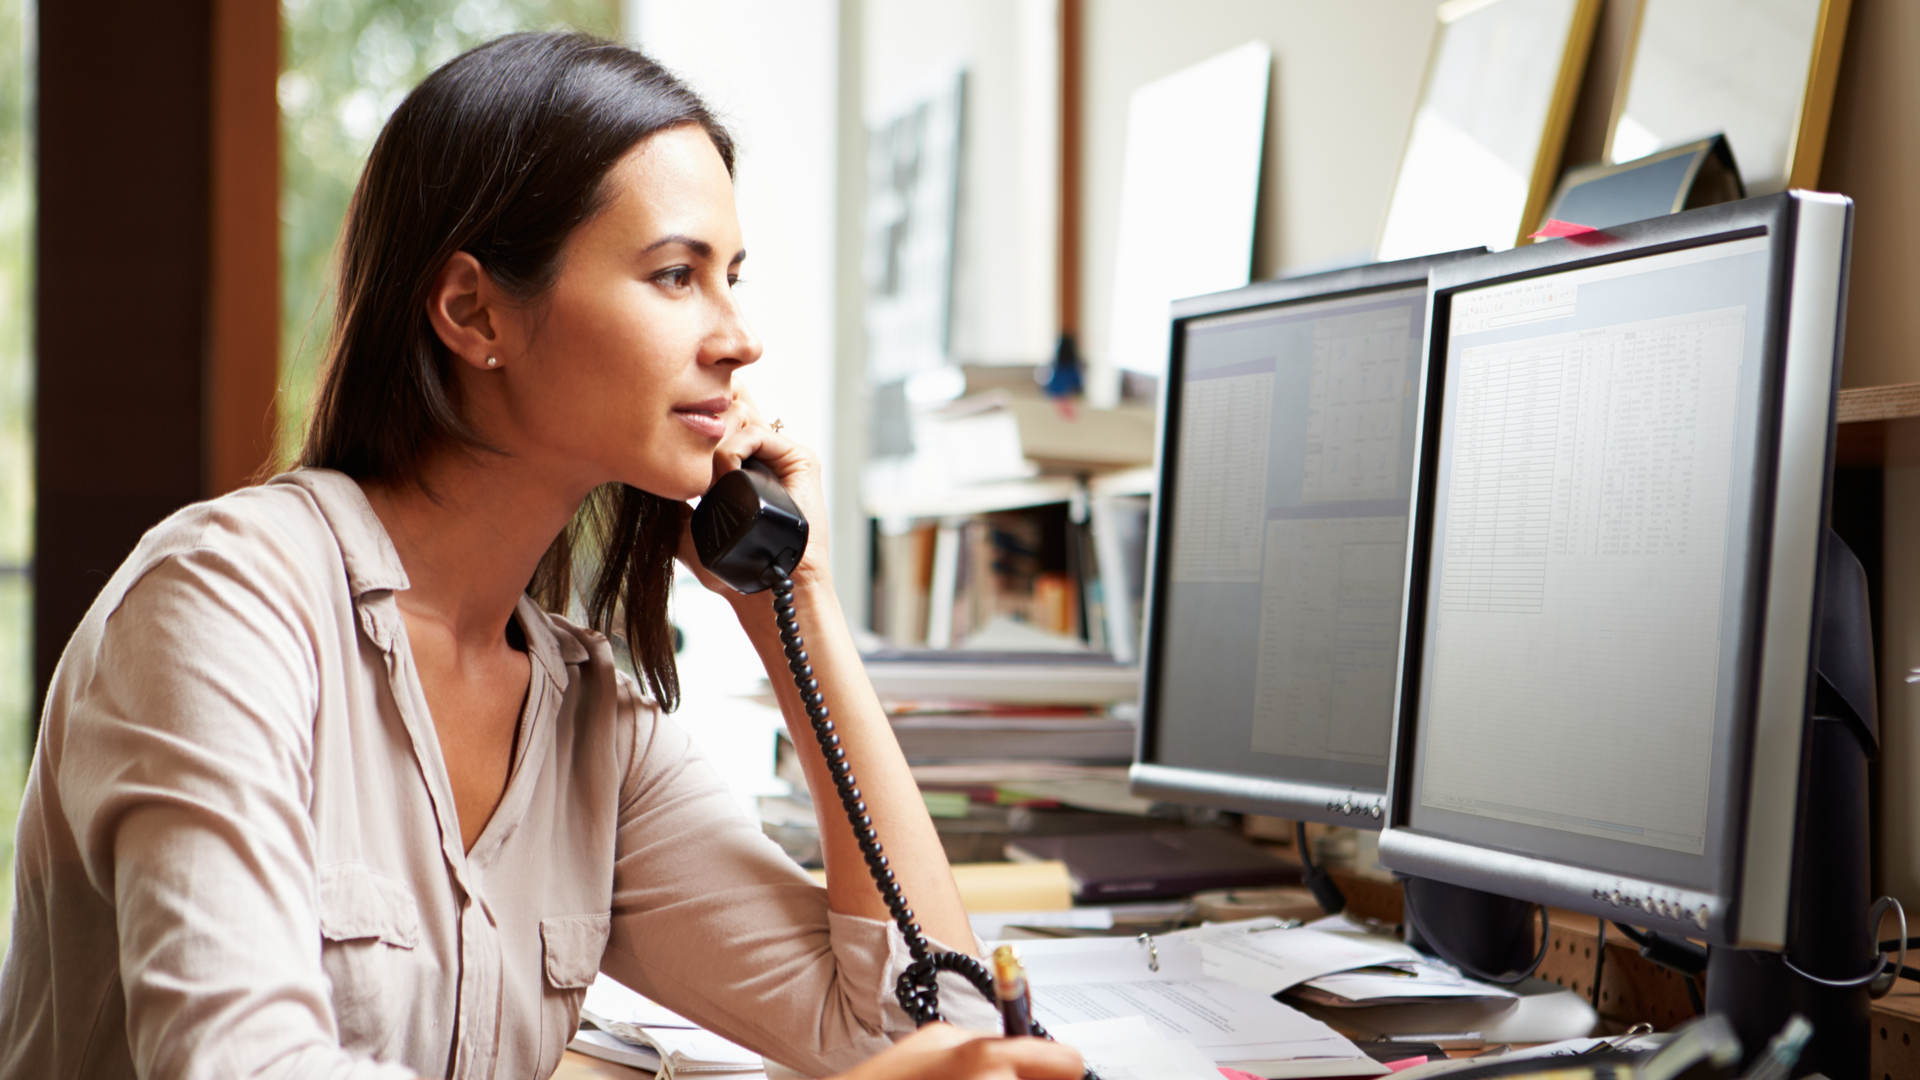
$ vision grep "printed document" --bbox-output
[1006,936,1384,1077]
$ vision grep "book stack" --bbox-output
[864,651,1142,766]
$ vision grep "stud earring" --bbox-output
[486,356,498,368]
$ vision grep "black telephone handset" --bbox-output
[690,458,809,594]
[691,460,1008,1028]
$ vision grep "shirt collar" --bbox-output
[271,468,591,682]
[270,468,411,598]
[516,596,589,690]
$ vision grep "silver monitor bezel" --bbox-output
[1377,192,1852,950]
[1130,250,1486,829]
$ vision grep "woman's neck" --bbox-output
[359,450,595,650]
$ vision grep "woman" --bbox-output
[0,32,1082,1080]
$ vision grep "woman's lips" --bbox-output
[673,403,727,440]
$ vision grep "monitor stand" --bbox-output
[1707,530,1879,1079]
[1401,875,1540,982]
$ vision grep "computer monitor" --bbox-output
[1379,192,1867,1067]
[1130,251,1483,828]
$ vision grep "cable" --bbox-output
[1399,886,1549,986]
[768,570,1009,1027]
[1610,921,1705,1015]
[1296,821,1347,915]
[769,567,1094,1072]
[1781,954,1886,988]
[1782,895,1904,997]
[1591,918,1607,1010]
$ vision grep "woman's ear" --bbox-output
[425,251,508,370]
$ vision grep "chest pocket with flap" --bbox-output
[319,862,421,948]
[538,912,612,1069]
[318,862,425,1056]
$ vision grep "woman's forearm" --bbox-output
[732,573,976,953]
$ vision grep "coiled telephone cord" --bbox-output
[768,570,1058,1035]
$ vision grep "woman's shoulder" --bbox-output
[530,607,691,775]
[91,469,390,633]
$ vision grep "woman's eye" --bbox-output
[655,267,693,289]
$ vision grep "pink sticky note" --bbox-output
[1385,1056,1432,1072]
[1218,1070,1266,1080]
[1529,218,1599,239]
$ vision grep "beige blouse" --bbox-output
[0,469,993,1080]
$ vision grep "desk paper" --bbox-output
[584,973,700,1029]
[1303,958,1518,1005]
[1006,936,1368,1065]
[641,1027,765,1071]
[1049,1017,1223,1080]
[1176,918,1420,995]
[969,907,1115,941]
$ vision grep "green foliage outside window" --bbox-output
[0,0,32,964]
[278,0,619,461]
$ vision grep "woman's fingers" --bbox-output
[708,385,832,577]
[836,1026,1087,1080]
[948,1036,1086,1079]
[715,386,802,476]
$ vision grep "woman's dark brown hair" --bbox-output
[301,32,733,711]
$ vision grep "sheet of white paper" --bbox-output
[1178,918,1420,994]
[1306,912,1405,938]
[1006,933,1376,1065]
[1002,934,1205,984]
[970,908,1115,941]
[1305,957,1518,1003]
[583,973,700,1029]
[1050,1017,1224,1080]
[1029,970,1344,1053]
[643,1026,766,1070]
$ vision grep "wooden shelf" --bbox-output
[1837,383,1920,467]
[1839,382,1920,424]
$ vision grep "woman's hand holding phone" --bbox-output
[834,1025,1085,1080]
[676,385,832,596]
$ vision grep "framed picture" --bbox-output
[1377,0,1601,260]
[1605,0,1852,196]
[863,71,966,388]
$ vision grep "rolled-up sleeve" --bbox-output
[598,676,998,1078]
[62,549,413,1080]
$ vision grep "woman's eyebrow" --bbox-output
[643,234,713,258]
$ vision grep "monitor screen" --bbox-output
[1145,283,1427,799]
[1407,235,1777,893]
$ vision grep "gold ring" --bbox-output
[771,419,784,433]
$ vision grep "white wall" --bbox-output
[626,0,842,478]
[1077,0,1439,372]
[865,0,1060,367]
[623,2,849,769]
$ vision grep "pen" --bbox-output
[992,945,1034,1037]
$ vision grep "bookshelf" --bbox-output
[867,466,1153,663]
